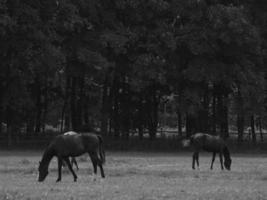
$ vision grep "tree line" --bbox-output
[0,0,266,145]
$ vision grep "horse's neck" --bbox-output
[41,146,55,167]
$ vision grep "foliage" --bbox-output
[0,0,266,143]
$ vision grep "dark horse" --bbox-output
[184,133,232,170]
[38,132,105,182]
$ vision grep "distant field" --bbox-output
[0,151,267,200]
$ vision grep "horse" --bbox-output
[38,132,105,182]
[183,133,232,170]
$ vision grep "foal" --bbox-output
[184,133,232,170]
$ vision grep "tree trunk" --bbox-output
[237,114,244,142]
[138,126,143,140]
[185,114,190,137]
[0,89,2,135]
[74,77,84,131]
[147,83,159,140]
[26,119,34,135]
[7,124,12,148]
[108,118,112,136]
[83,96,89,129]
[112,77,120,138]
[0,104,2,135]
[202,84,209,132]
[258,117,263,142]
[138,98,144,140]
[250,115,256,144]
[237,86,244,142]
[35,79,42,134]
[121,78,130,140]
[222,95,229,138]
[6,105,12,148]
[42,77,48,133]
[61,76,71,132]
[113,93,120,138]
[70,77,77,131]
[217,94,223,135]
[61,100,67,133]
[217,93,229,139]
[186,114,196,137]
[177,109,182,136]
[212,89,216,134]
[100,76,109,136]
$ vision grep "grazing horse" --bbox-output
[38,132,105,182]
[183,133,232,170]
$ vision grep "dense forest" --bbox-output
[0,0,266,147]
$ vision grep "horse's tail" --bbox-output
[223,145,231,160]
[97,135,106,164]
[222,145,232,170]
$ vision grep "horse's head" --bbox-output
[224,157,232,170]
[38,161,48,182]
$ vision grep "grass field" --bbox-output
[0,151,267,200]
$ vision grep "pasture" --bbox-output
[0,151,267,200]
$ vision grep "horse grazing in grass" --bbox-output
[38,132,105,182]
[183,133,232,170]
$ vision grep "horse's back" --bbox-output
[191,133,224,152]
[52,133,100,157]
[52,134,85,156]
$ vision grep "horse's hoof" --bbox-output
[92,174,97,181]
[56,179,61,182]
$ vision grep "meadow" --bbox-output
[0,151,267,200]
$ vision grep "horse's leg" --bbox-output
[71,157,79,170]
[63,157,78,182]
[192,152,196,170]
[210,152,216,170]
[98,163,105,178]
[219,152,224,170]
[195,152,199,169]
[96,156,105,178]
[56,157,63,182]
[89,152,98,181]
[90,151,105,179]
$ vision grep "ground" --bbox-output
[0,151,267,200]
